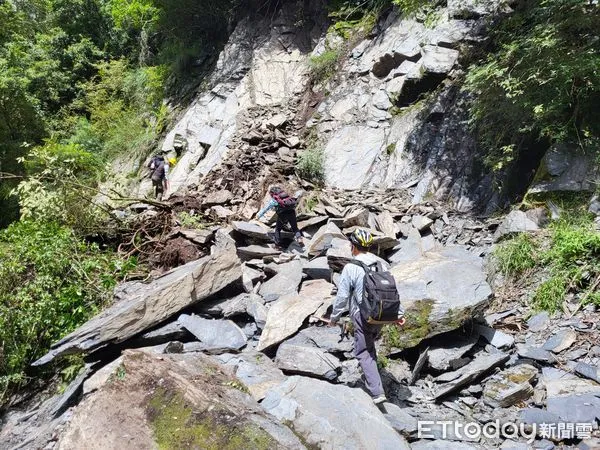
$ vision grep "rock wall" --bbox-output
[121,0,517,213]
[136,0,327,199]
[310,6,505,211]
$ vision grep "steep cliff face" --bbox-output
[133,1,327,199]
[129,0,516,213]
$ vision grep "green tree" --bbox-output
[465,0,600,170]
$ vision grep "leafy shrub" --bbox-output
[464,0,600,171]
[497,212,600,312]
[309,49,342,84]
[177,212,205,229]
[0,221,138,404]
[542,215,600,269]
[494,233,538,276]
[296,147,325,184]
[13,141,105,230]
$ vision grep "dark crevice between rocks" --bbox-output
[372,52,422,78]
[394,73,447,107]
[496,137,551,208]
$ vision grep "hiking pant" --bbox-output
[274,209,301,246]
[352,310,384,397]
[152,178,164,200]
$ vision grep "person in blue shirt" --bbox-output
[256,186,302,248]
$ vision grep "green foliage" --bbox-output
[303,193,319,213]
[494,233,538,276]
[309,49,342,84]
[177,212,205,229]
[0,220,138,404]
[533,275,567,312]
[296,147,325,184]
[12,141,105,229]
[496,212,600,313]
[392,0,429,17]
[464,0,600,170]
[80,59,167,158]
[542,214,600,268]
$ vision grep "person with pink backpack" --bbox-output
[256,186,303,249]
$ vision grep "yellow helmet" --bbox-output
[350,228,373,248]
[168,157,176,165]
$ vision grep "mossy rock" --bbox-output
[148,388,275,450]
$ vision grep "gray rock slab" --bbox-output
[388,227,423,265]
[302,256,332,280]
[542,367,600,424]
[51,365,93,418]
[411,347,429,385]
[326,237,353,271]
[291,325,354,354]
[259,260,303,302]
[232,220,272,240]
[428,335,478,371]
[178,228,214,245]
[434,352,510,399]
[412,215,434,231]
[201,293,249,317]
[202,189,233,206]
[275,342,341,380]
[485,308,517,326]
[483,364,538,408]
[215,352,286,401]
[34,250,242,365]
[257,280,332,351]
[237,244,281,260]
[389,247,492,349]
[178,314,247,351]
[136,321,190,346]
[306,222,346,256]
[542,329,577,353]
[421,45,459,74]
[381,402,417,436]
[372,90,392,110]
[575,362,600,384]
[475,324,515,349]
[242,264,264,291]
[83,357,123,396]
[375,211,396,237]
[262,376,411,449]
[343,208,370,228]
[324,126,385,190]
[494,210,541,241]
[527,312,550,332]
[547,392,600,424]
[516,345,556,363]
[519,408,560,427]
[297,215,328,230]
[246,294,268,329]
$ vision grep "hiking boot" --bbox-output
[372,394,387,405]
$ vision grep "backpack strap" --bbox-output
[349,259,378,271]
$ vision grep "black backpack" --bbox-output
[272,190,297,212]
[350,260,402,324]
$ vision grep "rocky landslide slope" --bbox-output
[2,1,600,449]
[1,192,600,449]
[114,0,520,214]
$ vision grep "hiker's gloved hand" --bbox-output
[396,317,406,326]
